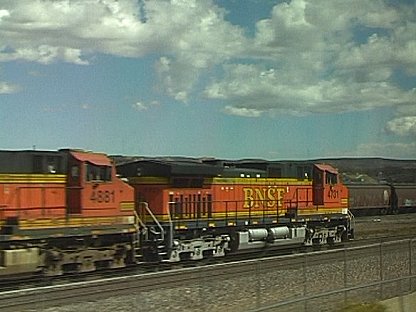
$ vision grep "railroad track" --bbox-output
[0,238,382,292]
[2,212,416,292]
[1,235,416,312]
[2,213,416,311]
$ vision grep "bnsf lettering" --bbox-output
[243,187,285,209]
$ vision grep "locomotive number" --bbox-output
[90,190,115,203]
[328,189,339,199]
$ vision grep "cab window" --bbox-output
[71,165,80,182]
[86,164,112,182]
[326,172,338,185]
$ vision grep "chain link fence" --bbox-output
[11,238,416,312]
[246,239,416,312]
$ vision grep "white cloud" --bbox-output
[0,0,146,63]
[0,0,245,62]
[132,102,147,111]
[81,103,91,110]
[0,81,20,94]
[0,45,87,65]
[0,0,246,100]
[132,100,160,111]
[386,116,416,136]
[155,56,194,102]
[149,1,247,101]
[204,63,415,115]
[205,0,416,121]
[0,0,415,132]
[223,106,263,118]
[336,33,416,79]
[0,9,9,20]
[396,104,416,116]
[385,103,416,136]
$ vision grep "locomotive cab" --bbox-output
[0,149,137,277]
[65,150,135,217]
[313,164,348,212]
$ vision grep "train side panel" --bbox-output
[128,177,168,218]
[0,151,67,222]
[0,180,67,220]
[0,149,137,277]
[393,184,416,212]
[119,160,353,262]
[347,184,391,215]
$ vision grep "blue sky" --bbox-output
[0,0,415,159]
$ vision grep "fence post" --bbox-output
[410,239,413,292]
[256,261,260,309]
[303,253,307,312]
[199,268,205,312]
[344,247,348,305]
[379,242,383,300]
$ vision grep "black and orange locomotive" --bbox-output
[1,149,354,276]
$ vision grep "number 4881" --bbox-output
[90,190,115,203]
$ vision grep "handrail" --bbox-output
[140,202,165,241]
[133,208,148,240]
[166,203,174,250]
[347,209,355,228]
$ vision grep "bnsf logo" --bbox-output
[243,187,285,209]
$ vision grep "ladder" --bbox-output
[347,209,355,239]
[135,202,168,261]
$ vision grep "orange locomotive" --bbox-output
[118,159,354,262]
[0,149,136,276]
[0,150,354,276]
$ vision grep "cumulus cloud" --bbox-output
[0,81,20,94]
[132,100,160,111]
[386,116,416,136]
[205,0,416,119]
[149,1,246,101]
[223,106,262,118]
[0,45,88,65]
[396,104,416,116]
[0,0,415,126]
[132,102,147,111]
[81,103,92,110]
[385,103,416,136]
[0,0,147,63]
[205,65,415,117]
[0,0,247,101]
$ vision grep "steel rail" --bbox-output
[1,236,415,311]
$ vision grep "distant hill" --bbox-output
[315,158,416,184]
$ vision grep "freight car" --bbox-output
[346,183,416,216]
[346,183,392,215]
[0,149,136,276]
[392,184,416,213]
[117,159,354,262]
